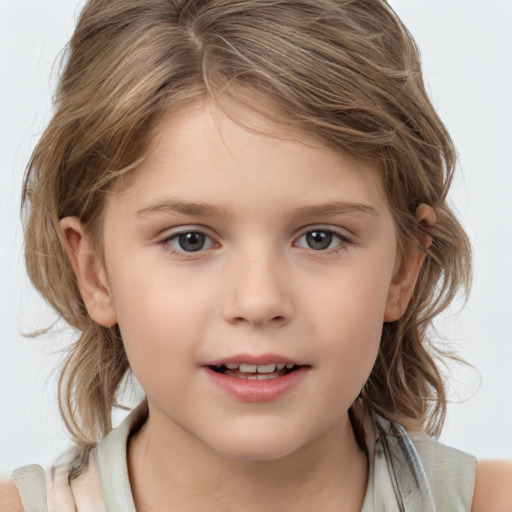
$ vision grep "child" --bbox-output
[1,0,511,510]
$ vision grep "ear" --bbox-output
[384,204,436,322]
[60,217,118,327]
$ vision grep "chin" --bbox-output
[203,426,309,463]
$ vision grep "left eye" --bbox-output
[166,231,214,252]
[296,229,346,251]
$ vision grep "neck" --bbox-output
[128,409,368,512]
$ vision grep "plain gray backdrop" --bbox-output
[1,0,511,474]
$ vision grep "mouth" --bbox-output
[203,355,309,402]
[208,362,303,380]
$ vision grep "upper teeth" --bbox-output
[220,363,295,373]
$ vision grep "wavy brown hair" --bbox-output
[22,0,471,456]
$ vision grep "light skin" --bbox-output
[2,102,510,511]
[63,102,427,511]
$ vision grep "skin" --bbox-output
[64,102,428,511]
[3,102,509,510]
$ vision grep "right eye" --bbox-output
[162,230,215,254]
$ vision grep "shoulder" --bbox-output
[471,459,512,512]
[411,434,477,511]
[0,479,24,512]
[7,464,46,511]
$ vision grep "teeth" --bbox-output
[239,364,257,372]
[220,363,296,373]
[237,373,280,380]
[256,373,277,380]
[256,364,277,374]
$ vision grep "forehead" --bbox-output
[108,101,391,222]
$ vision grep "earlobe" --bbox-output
[384,204,436,322]
[60,217,118,327]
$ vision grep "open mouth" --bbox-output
[209,363,302,380]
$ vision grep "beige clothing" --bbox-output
[12,408,476,511]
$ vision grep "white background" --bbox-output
[1,0,511,475]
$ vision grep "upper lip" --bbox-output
[203,353,306,367]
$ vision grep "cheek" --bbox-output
[301,266,390,379]
[109,272,196,370]
[304,263,392,334]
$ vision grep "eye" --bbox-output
[295,229,348,251]
[163,230,215,253]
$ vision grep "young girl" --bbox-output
[1,0,511,510]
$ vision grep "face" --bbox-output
[74,102,414,461]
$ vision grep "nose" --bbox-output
[221,249,294,328]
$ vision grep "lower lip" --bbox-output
[203,366,309,403]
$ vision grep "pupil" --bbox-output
[179,232,205,252]
[306,231,332,250]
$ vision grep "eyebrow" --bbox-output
[135,198,378,219]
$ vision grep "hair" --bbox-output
[22,0,471,460]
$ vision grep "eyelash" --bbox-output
[159,227,352,259]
